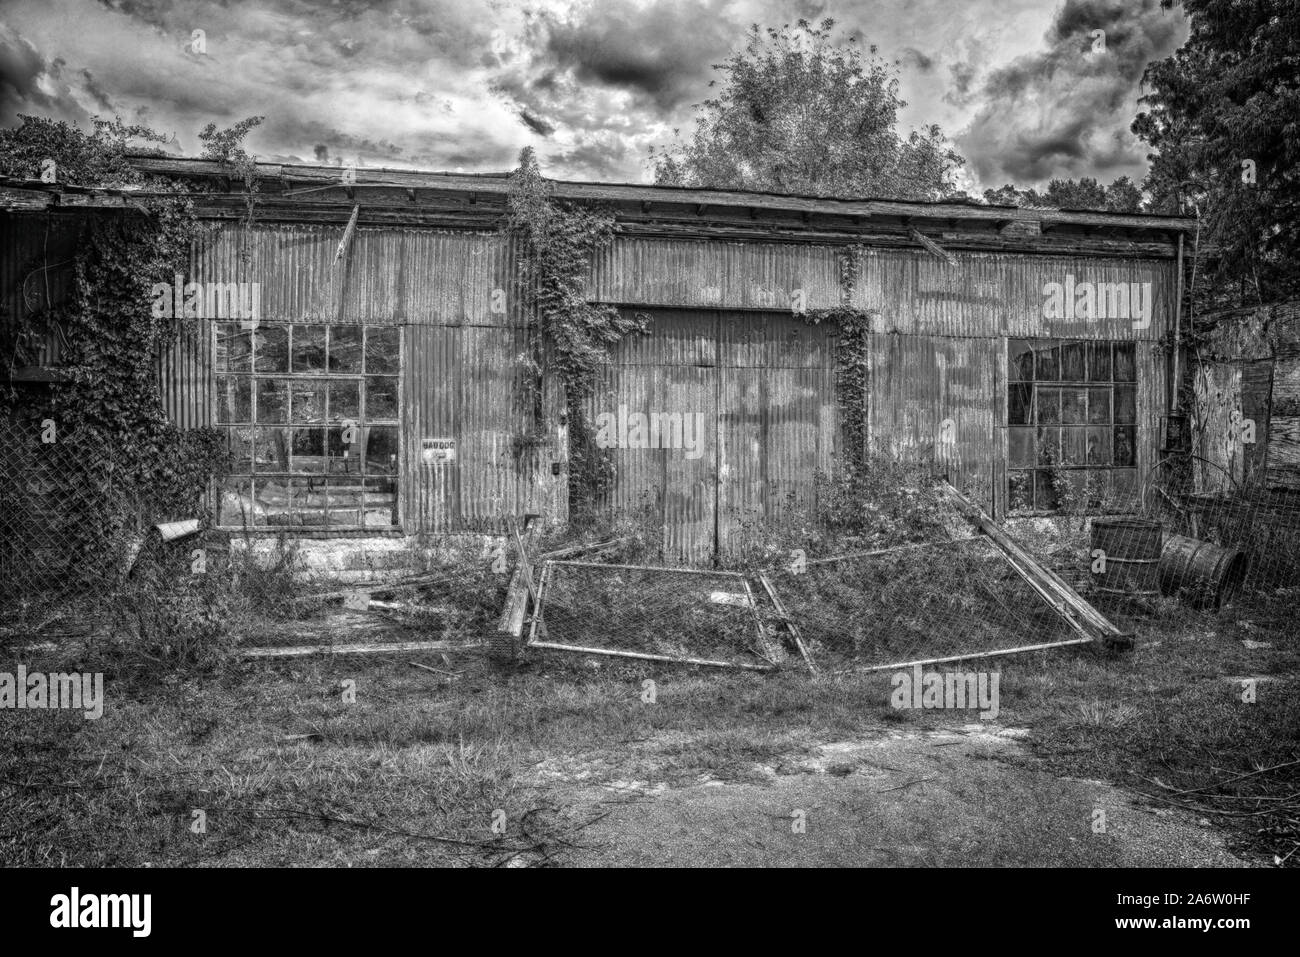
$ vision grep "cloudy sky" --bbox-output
[0,0,1189,193]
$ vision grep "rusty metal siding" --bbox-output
[856,249,1175,341]
[194,225,524,327]
[591,237,843,312]
[868,333,998,508]
[158,318,212,428]
[588,237,1174,342]
[401,323,557,534]
[591,308,837,560]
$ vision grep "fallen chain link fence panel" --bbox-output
[525,560,780,670]
[763,536,1091,672]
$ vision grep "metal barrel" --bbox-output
[1159,533,1247,610]
[1090,518,1162,596]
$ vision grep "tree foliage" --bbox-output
[650,18,965,200]
[982,175,1144,212]
[1133,0,1300,304]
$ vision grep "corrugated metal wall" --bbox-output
[186,224,554,533]
[590,308,837,562]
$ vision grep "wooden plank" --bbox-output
[941,482,1125,641]
[757,572,818,674]
[851,637,1096,674]
[528,640,774,671]
[241,640,474,659]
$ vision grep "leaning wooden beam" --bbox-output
[290,572,454,604]
[525,560,551,647]
[555,560,746,576]
[805,539,967,566]
[492,516,541,660]
[851,637,1096,674]
[941,482,1128,642]
[528,640,775,671]
[540,537,632,561]
[910,228,958,267]
[758,572,818,674]
[241,640,475,659]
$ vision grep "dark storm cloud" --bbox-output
[956,0,1186,184]
[0,26,91,125]
[537,0,737,113]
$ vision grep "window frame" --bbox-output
[1006,337,1138,516]
[212,321,402,531]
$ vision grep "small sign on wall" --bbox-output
[421,437,456,466]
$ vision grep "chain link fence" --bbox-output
[0,421,139,636]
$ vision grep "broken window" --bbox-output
[214,323,400,529]
[1006,338,1138,514]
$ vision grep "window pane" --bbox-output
[254,325,289,373]
[1088,342,1112,381]
[292,324,328,373]
[256,477,293,526]
[1009,426,1035,467]
[362,477,399,527]
[1062,427,1087,466]
[326,480,363,527]
[1035,340,1059,380]
[366,376,399,419]
[1087,388,1110,424]
[256,379,288,423]
[229,427,256,473]
[289,382,328,423]
[290,477,330,525]
[1114,343,1136,381]
[1009,383,1032,425]
[215,324,252,373]
[254,427,291,472]
[330,325,364,372]
[326,427,353,474]
[291,428,328,473]
[1008,340,1035,381]
[1114,426,1136,467]
[328,380,361,421]
[1009,471,1033,511]
[364,426,400,474]
[1083,469,1110,509]
[219,477,261,527]
[1037,387,1061,424]
[1061,387,1086,425]
[1060,341,1086,380]
[1114,385,1136,424]
[1086,427,1112,465]
[1034,470,1059,511]
[1037,427,1061,465]
[215,375,251,423]
[366,327,400,374]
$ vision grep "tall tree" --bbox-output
[650,18,965,200]
[1133,0,1300,304]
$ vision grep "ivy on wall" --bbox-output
[0,116,268,530]
[802,244,873,470]
[502,148,648,515]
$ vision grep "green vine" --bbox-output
[802,244,872,470]
[502,148,648,515]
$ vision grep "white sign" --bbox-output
[421,437,456,465]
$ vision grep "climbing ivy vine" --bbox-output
[503,148,648,514]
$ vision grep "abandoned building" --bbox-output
[2,157,1199,562]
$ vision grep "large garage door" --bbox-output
[592,308,838,562]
